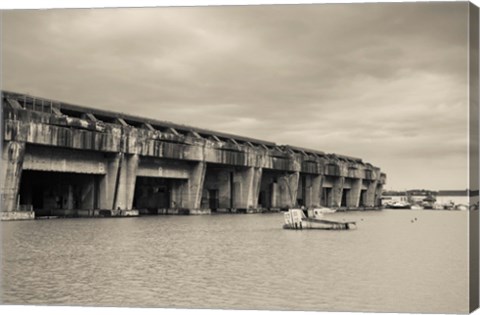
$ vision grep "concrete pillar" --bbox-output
[347,178,362,208]
[270,182,278,209]
[80,177,96,209]
[114,154,139,210]
[365,180,378,207]
[232,167,262,210]
[187,161,206,210]
[66,185,74,210]
[98,153,121,209]
[277,172,299,208]
[170,181,187,208]
[1,141,26,211]
[305,174,322,208]
[375,183,383,207]
[332,176,345,208]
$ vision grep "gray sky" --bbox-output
[1,2,470,190]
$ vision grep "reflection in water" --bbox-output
[1,210,468,313]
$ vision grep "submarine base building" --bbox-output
[1,91,386,220]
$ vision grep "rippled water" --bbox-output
[1,210,469,313]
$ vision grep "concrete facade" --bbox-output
[1,91,386,220]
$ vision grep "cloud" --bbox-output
[2,2,470,190]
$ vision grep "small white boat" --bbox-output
[410,205,424,210]
[283,209,356,230]
[310,206,337,215]
[454,204,468,211]
[388,202,411,209]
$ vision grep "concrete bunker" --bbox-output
[0,91,386,220]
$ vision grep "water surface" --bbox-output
[1,210,469,313]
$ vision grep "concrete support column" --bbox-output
[1,141,26,211]
[114,154,139,210]
[99,153,121,209]
[80,178,96,209]
[187,161,206,210]
[375,183,383,207]
[271,182,280,209]
[232,167,262,210]
[347,178,362,208]
[66,185,74,210]
[365,180,378,207]
[170,181,187,208]
[277,172,299,208]
[332,176,345,208]
[305,174,322,208]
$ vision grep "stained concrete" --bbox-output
[1,91,386,220]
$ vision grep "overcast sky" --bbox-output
[1,2,471,190]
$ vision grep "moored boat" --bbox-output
[410,204,424,210]
[387,201,411,209]
[306,207,337,218]
[454,204,468,211]
[283,208,356,230]
[309,206,337,215]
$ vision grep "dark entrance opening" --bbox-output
[209,189,219,211]
[341,189,350,207]
[296,175,307,207]
[258,183,275,209]
[32,184,44,210]
[230,172,234,209]
[19,170,100,217]
[258,191,265,208]
[133,177,171,214]
[322,188,332,207]
[258,170,282,210]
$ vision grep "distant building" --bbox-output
[381,190,408,205]
[406,189,436,204]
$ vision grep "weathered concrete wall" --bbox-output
[1,211,34,220]
[331,176,345,208]
[98,153,121,210]
[114,154,138,210]
[187,162,206,210]
[137,158,190,179]
[298,174,322,208]
[169,180,188,209]
[231,167,262,210]
[365,180,379,207]
[1,91,386,219]
[275,172,299,209]
[23,145,107,174]
[348,179,363,208]
[1,141,25,211]
[202,166,233,210]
